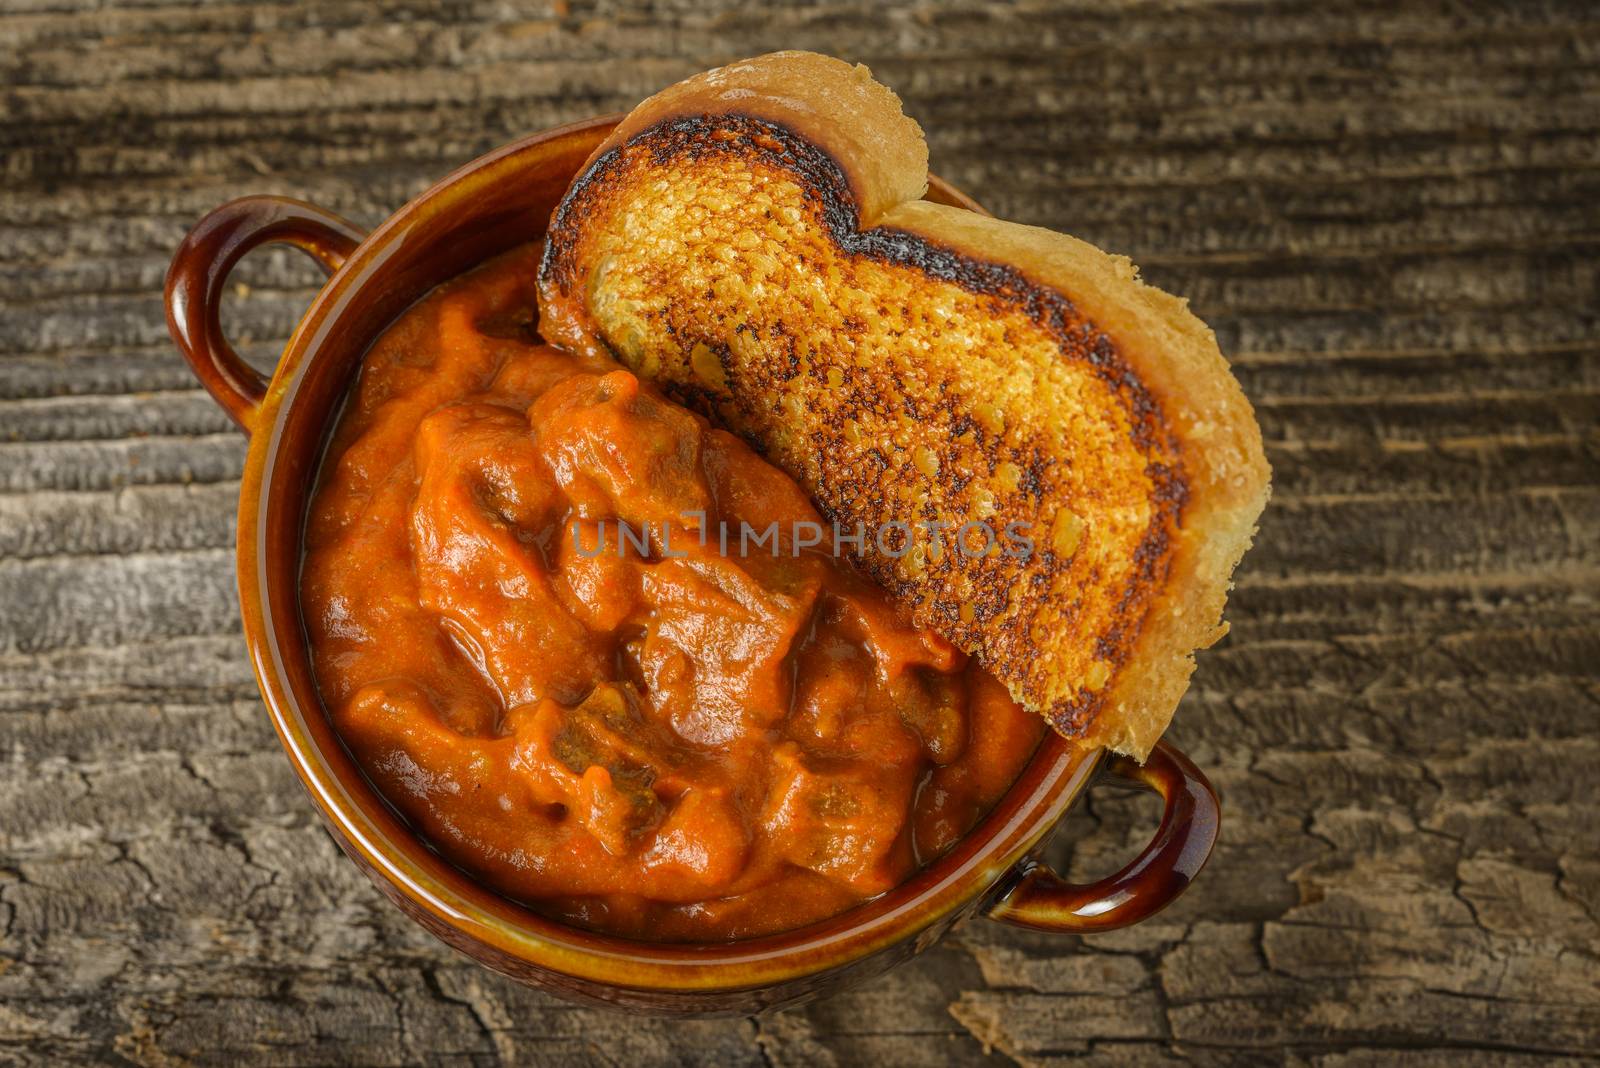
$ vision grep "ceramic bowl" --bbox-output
[165,116,1220,1015]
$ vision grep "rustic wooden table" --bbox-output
[3,1,1597,1064]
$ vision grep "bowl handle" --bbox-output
[165,196,365,435]
[985,740,1220,933]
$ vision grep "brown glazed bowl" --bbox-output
[164,115,1221,1015]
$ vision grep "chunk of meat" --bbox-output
[411,402,609,707]
[761,742,918,896]
[531,369,711,529]
[635,550,822,744]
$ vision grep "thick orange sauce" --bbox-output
[302,245,1042,941]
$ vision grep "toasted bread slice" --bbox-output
[538,51,1270,760]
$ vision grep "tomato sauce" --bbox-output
[301,245,1043,941]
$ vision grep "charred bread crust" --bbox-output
[538,52,1270,759]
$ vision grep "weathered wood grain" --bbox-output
[2,0,1597,1064]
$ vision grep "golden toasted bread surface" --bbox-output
[539,52,1270,759]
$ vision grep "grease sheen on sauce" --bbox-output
[301,245,1042,941]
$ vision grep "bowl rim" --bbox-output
[233,115,1102,992]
